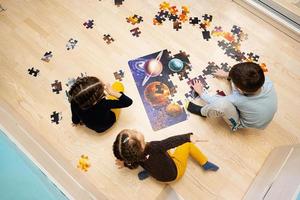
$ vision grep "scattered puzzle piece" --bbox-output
[130,27,141,37]
[202,14,213,22]
[50,111,62,124]
[189,17,200,25]
[126,14,143,25]
[202,30,211,41]
[173,21,182,31]
[113,70,125,81]
[103,34,114,44]
[260,63,268,72]
[77,155,91,172]
[160,1,170,10]
[28,67,40,77]
[51,80,62,94]
[220,62,231,72]
[41,51,53,62]
[66,38,78,50]
[114,0,124,6]
[83,20,94,29]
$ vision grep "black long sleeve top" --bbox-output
[140,133,192,182]
[71,93,133,133]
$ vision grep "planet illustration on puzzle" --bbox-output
[166,103,183,117]
[144,82,170,107]
[142,50,164,86]
[168,58,184,72]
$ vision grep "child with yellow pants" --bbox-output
[68,76,132,133]
[113,129,218,182]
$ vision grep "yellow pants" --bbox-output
[106,81,124,120]
[169,142,208,180]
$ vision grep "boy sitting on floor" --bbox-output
[186,62,277,131]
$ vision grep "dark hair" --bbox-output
[113,129,145,169]
[68,76,104,110]
[229,62,265,93]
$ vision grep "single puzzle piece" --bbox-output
[77,155,91,172]
[114,0,124,6]
[260,63,268,72]
[202,14,213,22]
[181,6,189,14]
[216,90,226,96]
[41,51,53,62]
[231,25,241,35]
[157,10,169,18]
[169,14,179,22]
[28,67,40,77]
[189,17,200,25]
[223,32,235,42]
[168,6,178,15]
[83,20,94,29]
[169,85,178,97]
[173,21,182,31]
[179,13,188,22]
[159,1,170,11]
[202,62,220,76]
[103,34,114,44]
[66,38,78,50]
[126,14,143,25]
[130,27,141,37]
[50,111,62,124]
[51,80,62,94]
[113,70,125,81]
[202,30,211,41]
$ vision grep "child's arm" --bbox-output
[71,101,81,124]
[104,93,133,109]
[149,133,192,152]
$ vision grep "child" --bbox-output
[187,62,277,131]
[68,76,133,133]
[113,129,218,182]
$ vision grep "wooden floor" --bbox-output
[0,0,300,199]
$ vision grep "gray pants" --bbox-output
[201,98,240,131]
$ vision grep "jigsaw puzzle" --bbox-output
[50,111,62,124]
[51,80,62,94]
[103,34,114,44]
[28,67,40,77]
[130,27,141,37]
[66,38,78,50]
[41,51,53,62]
[128,49,193,131]
[113,70,125,81]
[83,20,94,29]
[153,2,190,30]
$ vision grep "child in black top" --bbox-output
[68,76,133,133]
[113,129,219,182]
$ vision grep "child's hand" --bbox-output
[213,69,229,78]
[115,159,124,169]
[191,80,204,95]
[105,84,122,98]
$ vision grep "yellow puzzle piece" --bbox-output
[77,154,91,172]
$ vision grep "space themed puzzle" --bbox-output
[128,49,192,131]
